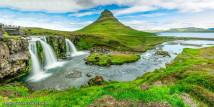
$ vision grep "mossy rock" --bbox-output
[155,51,170,57]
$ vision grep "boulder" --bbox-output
[87,73,92,77]
[80,84,88,88]
[155,51,170,57]
[106,59,111,67]
[88,75,104,85]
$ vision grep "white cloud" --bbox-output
[0,0,214,14]
[140,13,166,17]
[69,11,101,17]
[0,10,89,31]
[113,0,214,15]
[121,11,214,30]
[119,13,167,19]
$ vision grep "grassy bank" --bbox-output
[86,53,141,66]
[1,46,213,106]
[3,32,22,40]
[23,28,174,52]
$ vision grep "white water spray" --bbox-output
[39,40,58,68]
[28,39,52,82]
[29,41,42,75]
[65,39,78,56]
[42,36,47,43]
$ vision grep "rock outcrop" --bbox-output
[88,75,104,86]
[155,51,170,57]
[0,38,30,81]
[46,36,66,58]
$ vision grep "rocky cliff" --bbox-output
[0,35,88,82]
[0,38,31,82]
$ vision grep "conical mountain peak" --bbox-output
[76,10,143,34]
[100,9,114,17]
[95,9,118,23]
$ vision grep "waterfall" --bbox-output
[43,36,47,43]
[65,39,78,56]
[29,41,42,75]
[39,40,57,68]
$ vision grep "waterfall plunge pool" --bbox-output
[25,39,214,91]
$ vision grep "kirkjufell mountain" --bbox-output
[76,10,151,36]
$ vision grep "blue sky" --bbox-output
[0,0,214,31]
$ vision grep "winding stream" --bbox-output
[25,39,214,91]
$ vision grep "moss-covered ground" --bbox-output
[86,53,141,66]
[3,32,22,40]
[0,46,213,106]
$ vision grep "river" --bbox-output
[25,39,214,91]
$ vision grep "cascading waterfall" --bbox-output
[43,36,47,43]
[39,40,58,68]
[28,41,42,75]
[28,39,52,82]
[65,39,78,56]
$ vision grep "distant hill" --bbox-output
[76,10,152,36]
[165,27,214,32]
[208,28,214,31]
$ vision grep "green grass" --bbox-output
[0,82,29,98]
[86,53,141,66]
[1,47,213,106]
[3,32,21,40]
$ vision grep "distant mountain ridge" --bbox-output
[208,28,214,31]
[165,27,214,32]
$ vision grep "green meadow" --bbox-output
[1,47,213,106]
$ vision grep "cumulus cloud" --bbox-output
[0,0,214,14]
[113,0,214,15]
[0,10,89,31]
[121,12,214,30]
[118,13,167,19]
[69,11,101,17]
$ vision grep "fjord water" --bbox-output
[157,32,214,38]
[25,39,214,91]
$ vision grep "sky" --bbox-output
[0,0,214,31]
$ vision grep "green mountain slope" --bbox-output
[76,10,151,36]
[24,10,173,52]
